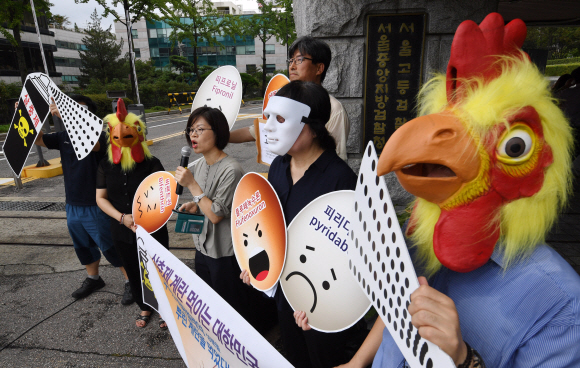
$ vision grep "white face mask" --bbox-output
[79,104,88,110]
[263,96,311,156]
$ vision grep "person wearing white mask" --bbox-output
[240,81,359,368]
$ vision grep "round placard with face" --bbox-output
[132,171,179,233]
[191,66,243,129]
[231,172,286,291]
[281,190,371,332]
[262,74,289,119]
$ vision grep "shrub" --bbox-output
[545,63,580,77]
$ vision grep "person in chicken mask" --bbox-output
[96,99,169,329]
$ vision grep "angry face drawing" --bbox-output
[232,173,287,291]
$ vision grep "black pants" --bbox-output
[113,225,169,312]
[278,309,357,368]
[195,251,249,319]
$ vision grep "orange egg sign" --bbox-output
[231,173,286,291]
[132,171,179,233]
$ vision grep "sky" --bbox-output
[49,0,259,31]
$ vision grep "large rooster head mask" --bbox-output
[378,13,574,274]
[104,98,151,171]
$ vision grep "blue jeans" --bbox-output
[66,204,123,267]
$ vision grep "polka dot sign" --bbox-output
[50,84,103,160]
[349,142,454,368]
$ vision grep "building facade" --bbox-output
[50,28,87,87]
[114,15,288,75]
[0,12,61,85]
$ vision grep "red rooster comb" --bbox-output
[116,98,128,122]
[446,12,528,103]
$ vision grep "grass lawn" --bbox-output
[0,124,9,133]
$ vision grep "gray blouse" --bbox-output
[191,155,244,258]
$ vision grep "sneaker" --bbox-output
[71,277,105,299]
[121,282,135,305]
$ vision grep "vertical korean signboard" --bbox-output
[363,14,426,152]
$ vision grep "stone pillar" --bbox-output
[293,0,498,203]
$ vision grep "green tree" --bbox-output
[170,55,196,74]
[524,26,580,59]
[75,0,170,101]
[238,1,278,95]
[240,72,259,100]
[78,10,127,88]
[161,0,232,82]
[48,13,71,29]
[271,0,296,71]
[0,0,52,83]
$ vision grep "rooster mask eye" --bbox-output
[497,124,535,164]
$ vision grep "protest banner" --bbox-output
[191,66,243,129]
[281,190,371,332]
[2,73,52,176]
[133,171,179,233]
[349,142,454,367]
[136,227,292,368]
[231,173,286,293]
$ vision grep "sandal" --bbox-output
[159,317,168,330]
[136,312,152,328]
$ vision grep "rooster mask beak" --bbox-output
[378,111,481,205]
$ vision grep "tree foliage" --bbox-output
[237,0,278,95]
[524,26,580,59]
[162,0,234,82]
[47,13,71,29]
[78,10,127,87]
[0,0,52,83]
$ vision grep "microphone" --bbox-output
[176,146,192,195]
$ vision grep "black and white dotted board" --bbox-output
[349,142,454,368]
[49,84,103,160]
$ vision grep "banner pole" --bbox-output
[29,0,50,167]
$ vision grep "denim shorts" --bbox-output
[66,204,123,267]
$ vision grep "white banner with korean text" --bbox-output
[136,226,292,368]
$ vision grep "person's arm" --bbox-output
[96,188,136,232]
[174,166,224,224]
[35,130,46,147]
[229,126,256,143]
[335,318,385,368]
[326,100,350,161]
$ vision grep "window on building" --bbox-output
[54,57,82,67]
[246,64,256,73]
[265,44,275,54]
[61,75,79,83]
[150,47,159,57]
[131,29,138,39]
[134,48,141,58]
[265,64,276,74]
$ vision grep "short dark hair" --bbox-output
[185,107,230,150]
[276,81,336,152]
[289,36,332,83]
[571,67,580,85]
[71,95,97,114]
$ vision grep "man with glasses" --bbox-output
[230,36,351,161]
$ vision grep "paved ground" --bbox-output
[0,105,578,367]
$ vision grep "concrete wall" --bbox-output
[293,0,499,158]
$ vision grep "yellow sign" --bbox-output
[15,109,33,147]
